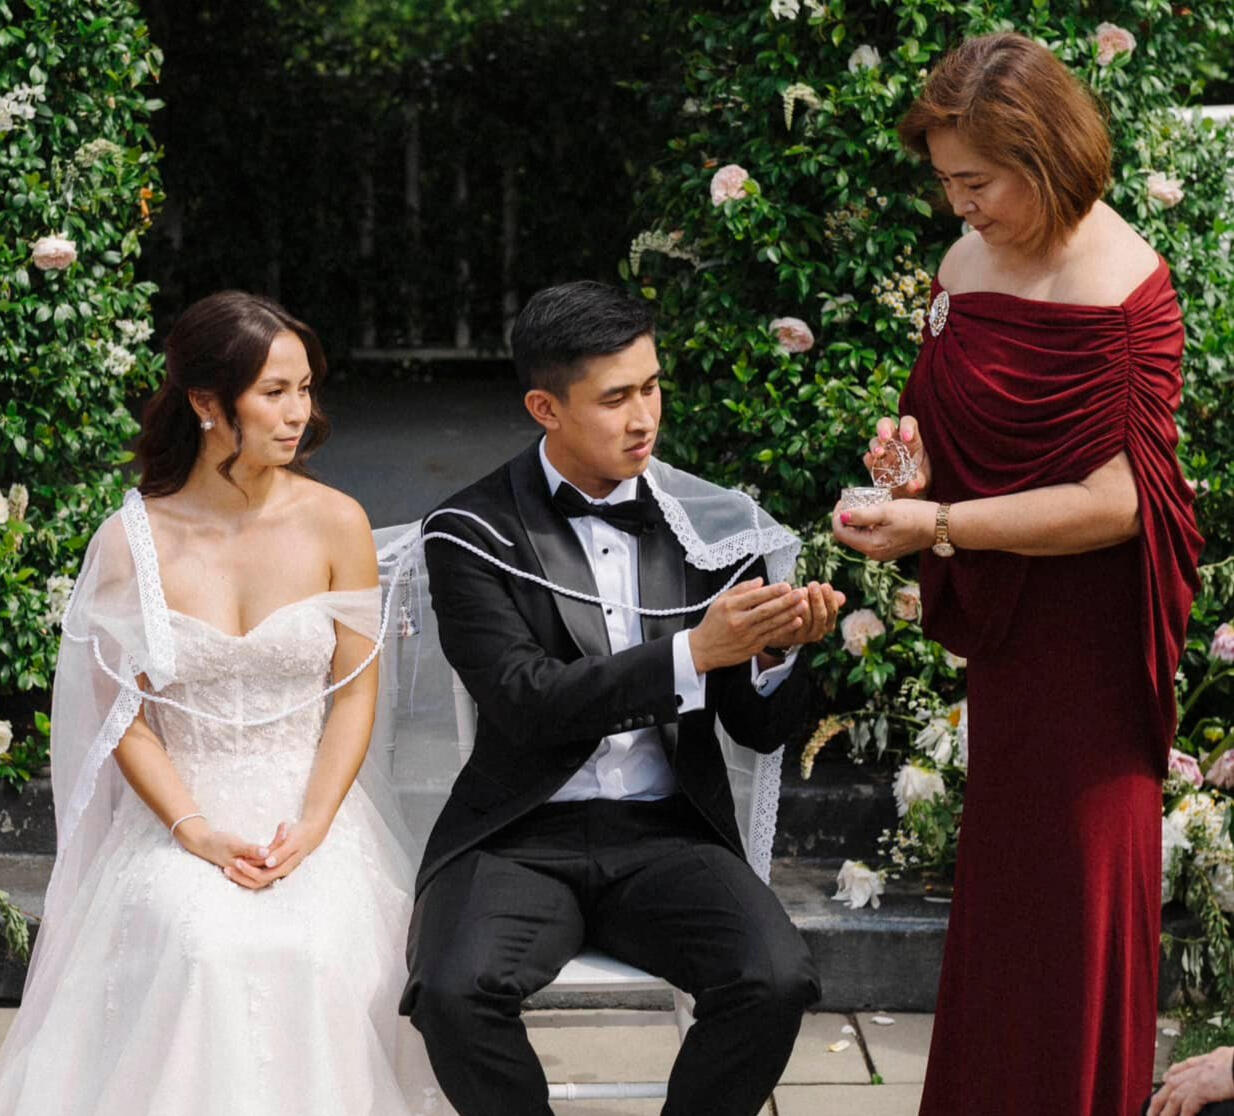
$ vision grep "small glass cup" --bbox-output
[838,486,893,511]
[869,435,922,489]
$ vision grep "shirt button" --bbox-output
[606,608,613,615]
[602,548,610,555]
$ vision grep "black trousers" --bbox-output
[404,796,820,1116]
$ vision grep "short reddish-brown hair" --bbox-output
[899,33,1111,256]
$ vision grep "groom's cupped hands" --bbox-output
[687,577,844,676]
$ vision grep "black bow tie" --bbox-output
[552,482,659,537]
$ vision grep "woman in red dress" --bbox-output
[832,34,1203,1116]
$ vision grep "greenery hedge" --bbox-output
[0,0,163,784]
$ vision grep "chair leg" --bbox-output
[671,988,695,1041]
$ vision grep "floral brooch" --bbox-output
[928,290,950,338]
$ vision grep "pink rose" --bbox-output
[1205,750,1234,791]
[1147,172,1185,208]
[1094,22,1136,66]
[710,164,750,206]
[31,235,77,271]
[1211,622,1234,663]
[769,316,814,354]
[892,582,922,622]
[1168,748,1204,788]
[840,608,886,656]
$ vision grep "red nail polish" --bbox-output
[840,512,852,526]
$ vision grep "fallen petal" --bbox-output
[1162,1027,1180,1038]
[827,1040,852,1053]
[871,1014,895,1025]
[841,1024,856,1036]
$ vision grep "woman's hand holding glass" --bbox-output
[864,415,931,498]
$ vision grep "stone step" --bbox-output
[0,852,50,1002]
[774,758,898,863]
[0,779,55,856]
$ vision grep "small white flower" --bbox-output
[0,720,11,753]
[848,45,881,73]
[41,574,75,628]
[893,761,946,816]
[833,859,885,910]
[781,82,823,129]
[1209,622,1234,663]
[915,717,954,766]
[1147,171,1184,208]
[31,235,77,271]
[116,318,154,345]
[803,0,826,12]
[1161,813,1192,905]
[943,649,966,670]
[769,0,801,18]
[7,483,29,522]
[102,342,136,377]
[75,137,124,168]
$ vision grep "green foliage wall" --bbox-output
[630,0,1234,998]
[0,0,162,781]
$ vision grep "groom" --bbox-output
[402,280,842,1115]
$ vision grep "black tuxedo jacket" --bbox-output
[415,441,808,895]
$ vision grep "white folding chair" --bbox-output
[374,522,786,1110]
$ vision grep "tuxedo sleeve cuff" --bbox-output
[671,629,706,714]
[751,648,799,697]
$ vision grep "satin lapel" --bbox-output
[510,445,611,658]
[638,490,686,645]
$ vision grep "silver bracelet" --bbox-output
[169,812,206,841]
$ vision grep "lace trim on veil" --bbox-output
[121,488,176,686]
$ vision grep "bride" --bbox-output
[0,291,450,1114]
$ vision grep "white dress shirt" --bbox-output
[540,440,796,802]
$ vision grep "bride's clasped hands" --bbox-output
[173,815,322,888]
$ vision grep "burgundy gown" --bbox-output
[902,257,1203,1116]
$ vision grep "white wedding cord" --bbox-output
[64,545,416,729]
[57,498,778,728]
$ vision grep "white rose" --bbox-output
[7,483,29,522]
[892,582,922,622]
[31,235,77,271]
[1147,171,1184,208]
[0,720,11,753]
[1160,814,1192,905]
[709,164,751,207]
[833,859,885,910]
[840,608,886,656]
[769,0,801,18]
[893,761,946,816]
[769,316,815,354]
[1093,21,1136,66]
[848,45,881,73]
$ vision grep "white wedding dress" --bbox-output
[0,497,451,1115]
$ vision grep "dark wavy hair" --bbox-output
[138,291,331,497]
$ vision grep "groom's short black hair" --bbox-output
[511,280,655,397]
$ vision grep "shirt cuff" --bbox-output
[671,629,706,714]
[751,648,799,697]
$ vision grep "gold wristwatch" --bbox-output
[932,503,955,558]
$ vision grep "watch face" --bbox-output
[932,541,956,558]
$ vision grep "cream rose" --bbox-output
[31,235,77,271]
[1210,622,1234,663]
[1093,22,1136,65]
[891,582,922,622]
[1147,171,1184,208]
[840,608,885,656]
[709,164,750,206]
[1168,748,1204,788]
[847,45,881,73]
[769,316,815,354]
[0,720,11,753]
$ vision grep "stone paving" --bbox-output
[0,1006,1183,1114]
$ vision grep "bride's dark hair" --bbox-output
[138,291,331,497]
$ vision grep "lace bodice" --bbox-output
[141,601,337,834]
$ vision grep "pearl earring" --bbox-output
[200,419,215,431]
